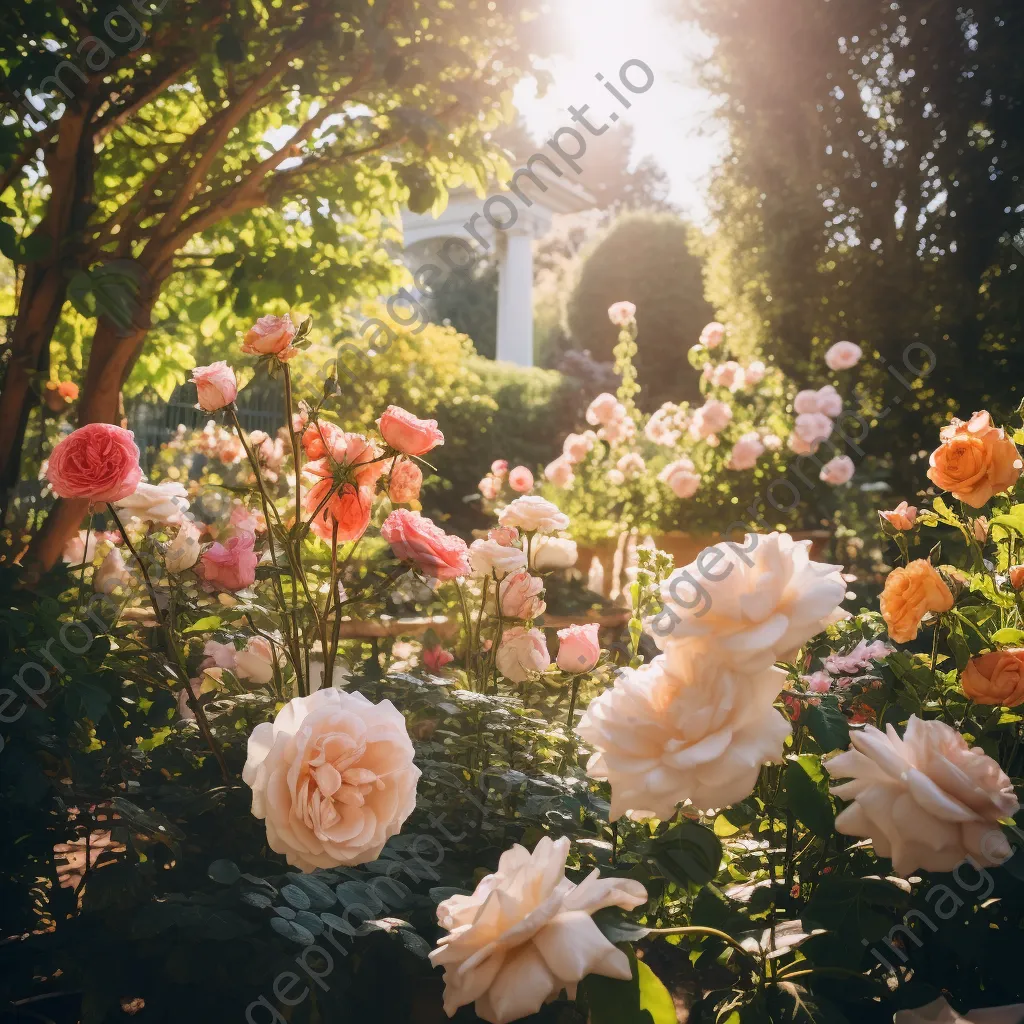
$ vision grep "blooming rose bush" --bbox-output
[10,301,1024,1024]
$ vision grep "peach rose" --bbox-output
[387,458,423,504]
[301,420,345,459]
[46,423,142,503]
[63,529,98,565]
[498,569,546,620]
[973,516,990,543]
[508,466,534,493]
[234,636,277,686]
[381,509,470,581]
[556,623,600,674]
[880,500,918,531]
[495,626,551,682]
[795,412,834,445]
[745,360,766,385]
[243,688,420,871]
[191,361,237,411]
[304,429,383,490]
[544,457,575,489]
[94,547,132,595]
[879,559,954,643]
[1009,565,1024,590]
[165,522,201,573]
[57,380,79,400]
[927,410,1022,508]
[488,526,519,546]
[430,836,647,1024]
[607,300,636,326]
[197,532,258,591]
[377,405,444,456]
[242,313,297,360]
[303,479,373,544]
[824,340,862,370]
[827,716,1018,874]
[961,650,1024,707]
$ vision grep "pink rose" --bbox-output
[488,526,519,546]
[388,458,423,504]
[599,417,635,444]
[819,455,855,485]
[230,503,266,534]
[607,301,636,326]
[191,361,238,411]
[658,458,701,499]
[197,532,258,591]
[63,530,98,565]
[556,622,601,674]
[491,460,509,477]
[508,466,534,493]
[788,431,818,455]
[880,501,918,531]
[616,452,645,480]
[803,671,832,694]
[423,646,454,673]
[478,475,502,501]
[586,393,625,427]
[377,406,444,456]
[816,385,843,418]
[727,432,766,471]
[562,432,595,463]
[495,626,551,682]
[709,360,744,391]
[242,314,298,361]
[301,420,345,460]
[794,412,833,444]
[381,509,470,581]
[499,569,546,620]
[699,321,725,348]
[745,360,766,385]
[689,399,732,439]
[46,423,142,503]
[825,340,862,370]
[544,457,575,489]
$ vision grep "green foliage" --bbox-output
[565,212,715,410]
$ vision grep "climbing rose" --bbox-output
[607,300,636,326]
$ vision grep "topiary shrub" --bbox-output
[564,211,715,410]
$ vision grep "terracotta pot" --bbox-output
[576,529,833,600]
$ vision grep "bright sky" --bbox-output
[513,0,725,222]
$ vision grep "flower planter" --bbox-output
[576,529,833,601]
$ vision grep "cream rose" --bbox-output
[577,652,791,819]
[115,480,189,527]
[826,716,1019,875]
[242,689,420,871]
[531,535,578,570]
[430,836,647,1024]
[234,636,278,686]
[165,522,201,572]
[469,538,528,579]
[651,531,846,672]
[894,997,1024,1024]
[499,496,570,534]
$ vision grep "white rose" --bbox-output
[577,652,791,819]
[531,535,578,570]
[499,495,570,534]
[430,836,647,1024]
[651,531,846,671]
[114,480,190,526]
[234,636,278,686]
[94,547,132,595]
[468,538,528,579]
[826,716,1019,876]
[165,522,201,572]
[242,689,420,871]
[894,997,1024,1024]
[495,626,551,682]
[63,529,98,565]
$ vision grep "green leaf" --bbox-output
[650,820,723,887]
[804,697,850,752]
[208,859,241,885]
[592,907,652,944]
[582,945,676,1024]
[785,756,835,838]
[184,615,223,633]
[802,875,910,944]
[637,961,677,1024]
[280,883,311,910]
[991,628,1024,645]
[270,916,315,945]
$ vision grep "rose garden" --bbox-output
[2,3,1024,1024]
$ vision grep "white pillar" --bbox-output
[496,228,534,366]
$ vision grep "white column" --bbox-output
[496,228,534,366]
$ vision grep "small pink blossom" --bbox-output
[607,301,636,326]
[544,457,575,489]
[508,466,534,493]
[491,460,509,477]
[191,361,237,411]
[699,322,725,349]
[488,526,519,546]
[423,646,455,673]
[586,393,626,428]
[825,340,863,370]
[197,532,258,591]
[820,455,855,485]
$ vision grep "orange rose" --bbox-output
[880,559,954,643]
[1009,565,1024,590]
[961,649,1024,707]
[880,500,918,531]
[926,410,1021,508]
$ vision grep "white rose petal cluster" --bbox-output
[115,480,190,526]
[576,532,846,820]
[469,538,528,579]
[652,531,847,672]
[826,716,1019,876]
[243,689,420,871]
[430,836,647,1024]
[499,495,570,534]
[577,651,792,818]
[531,534,578,570]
